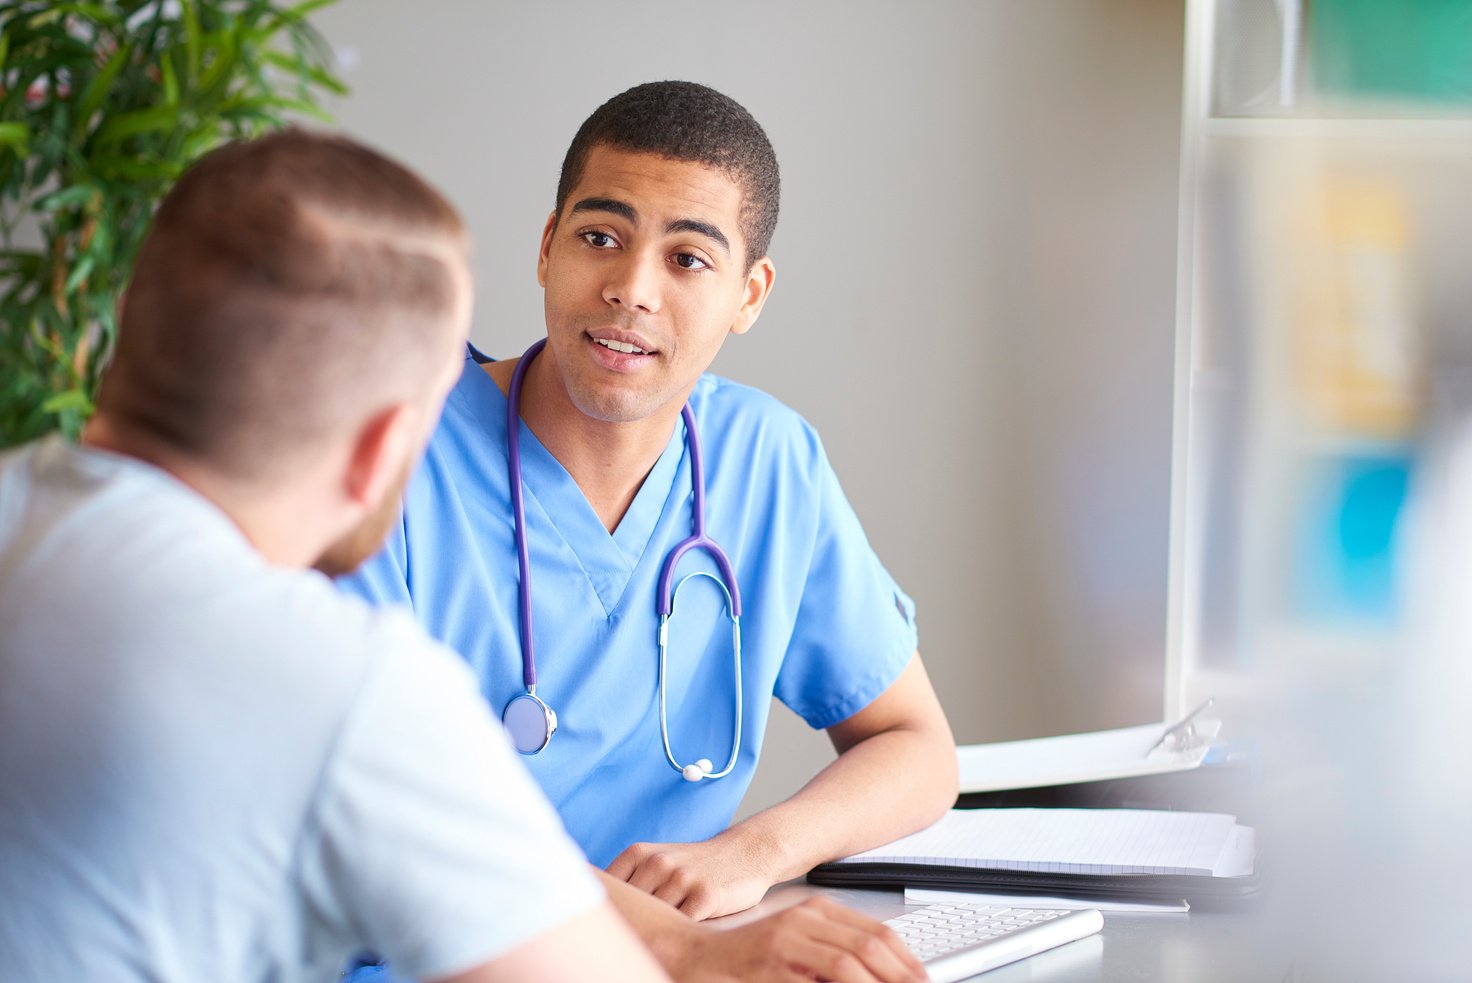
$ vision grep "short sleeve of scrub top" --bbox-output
[338,352,919,868]
[768,430,920,729]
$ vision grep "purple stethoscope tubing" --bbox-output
[502,340,558,755]
[655,405,741,617]
[504,339,743,780]
[506,340,542,691]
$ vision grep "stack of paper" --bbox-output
[834,808,1250,877]
[810,807,1259,904]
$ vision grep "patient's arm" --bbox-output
[598,870,925,983]
[430,901,669,983]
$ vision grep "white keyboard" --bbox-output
[884,903,1104,982]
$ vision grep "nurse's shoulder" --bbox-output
[692,372,830,477]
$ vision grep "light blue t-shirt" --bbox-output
[340,347,919,868]
[0,439,603,982]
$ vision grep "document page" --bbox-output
[835,808,1241,876]
[956,721,1219,794]
[903,886,1190,913]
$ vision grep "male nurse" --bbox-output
[0,130,669,983]
[342,81,957,979]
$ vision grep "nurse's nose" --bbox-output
[602,253,661,314]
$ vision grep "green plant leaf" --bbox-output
[9,21,95,64]
[73,41,134,142]
[33,185,97,212]
[195,27,239,97]
[93,104,181,146]
[180,0,202,82]
[90,152,177,183]
[261,49,347,96]
[42,3,123,28]
[84,217,113,261]
[219,92,322,116]
[0,123,28,157]
[159,48,180,106]
[283,0,338,21]
[0,249,42,276]
[61,252,94,294]
[250,0,335,42]
[40,387,91,414]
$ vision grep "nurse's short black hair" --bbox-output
[554,81,780,270]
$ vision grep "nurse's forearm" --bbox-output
[604,655,955,923]
[723,653,958,884]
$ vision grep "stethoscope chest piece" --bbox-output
[503,691,557,755]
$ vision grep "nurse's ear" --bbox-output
[729,255,775,337]
[536,210,558,288]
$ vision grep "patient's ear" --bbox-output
[343,403,416,510]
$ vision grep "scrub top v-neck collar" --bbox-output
[462,349,688,617]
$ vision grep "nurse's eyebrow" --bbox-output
[569,197,731,257]
[570,197,637,222]
[666,219,730,256]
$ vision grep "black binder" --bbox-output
[806,801,1265,909]
[806,859,1264,908]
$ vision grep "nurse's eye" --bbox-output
[671,252,709,272]
[580,231,618,249]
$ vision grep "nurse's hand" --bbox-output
[672,896,926,983]
[607,834,773,920]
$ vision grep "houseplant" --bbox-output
[0,0,343,446]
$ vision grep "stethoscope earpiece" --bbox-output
[504,339,743,784]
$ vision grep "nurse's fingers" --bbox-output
[674,885,722,921]
[604,844,641,883]
[651,878,694,911]
[634,860,696,910]
[607,843,693,908]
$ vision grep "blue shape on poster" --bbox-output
[1291,452,1411,625]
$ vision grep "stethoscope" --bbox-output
[500,339,744,782]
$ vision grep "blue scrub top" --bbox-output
[340,346,918,868]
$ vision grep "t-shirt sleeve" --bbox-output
[298,612,603,981]
[772,431,919,730]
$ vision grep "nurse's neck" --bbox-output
[484,356,679,534]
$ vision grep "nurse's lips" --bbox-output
[587,327,656,353]
[586,329,658,368]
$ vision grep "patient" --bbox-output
[0,130,667,982]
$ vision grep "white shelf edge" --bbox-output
[1205,114,1472,145]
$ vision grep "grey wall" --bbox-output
[311,0,1185,816]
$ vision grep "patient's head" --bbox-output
[95,129,472,487]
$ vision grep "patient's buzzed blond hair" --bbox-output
[97,129,469,481]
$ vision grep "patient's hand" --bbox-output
[674,896,925,983]
[607,834,774,921]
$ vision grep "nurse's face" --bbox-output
[536,145,774,425]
